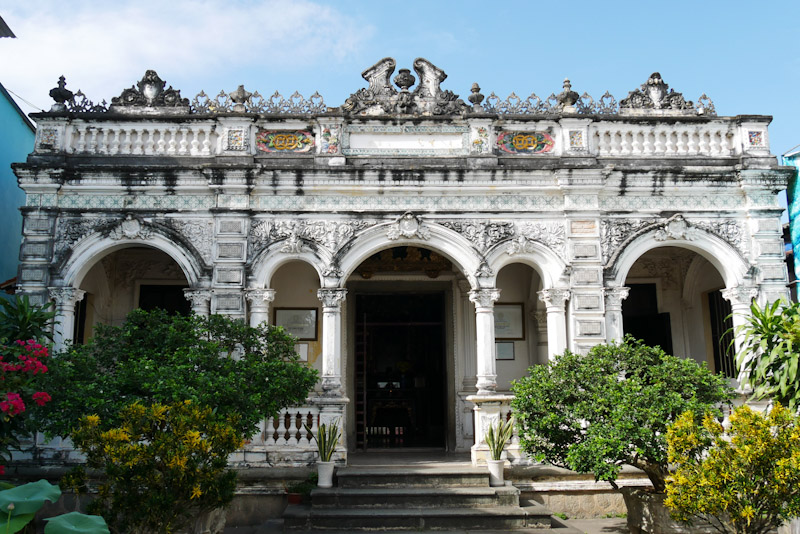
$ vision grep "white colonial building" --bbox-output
[14,59,791,465]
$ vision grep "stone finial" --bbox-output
[393,69,416,92]
[469,82,484,111]
[557,78,579,110]
[229,85,252,112]
[48,76,73,112]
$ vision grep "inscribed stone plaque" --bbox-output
[577,320,603,337]
[570,220,596,235]
[574,294,601,311]
[574,269,600,284]
[573,244,598,260]
[219,220,244,235]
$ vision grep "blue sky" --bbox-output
[3,0,799,162]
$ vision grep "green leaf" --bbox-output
[0,480,61,515]
[0,512,35,534]
[44,512,110,534]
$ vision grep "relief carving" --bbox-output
[505,222,565,257]
[249,219,375,259]
[441,221,515,253]
[164,219,214,265]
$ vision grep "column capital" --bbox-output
[603,286,630,308]
[244,288,276,304]
[183,288,212,307]
[318,288,347,308]
[721,285,759,307]
[469,288,501,309]
[538,288,571,309]
[48,287,85,307]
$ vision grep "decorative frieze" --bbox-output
[255,130,314,153]
[505,222,565,258]
[495,131,555,155]
[441,221,515,253]
[164,219,215,265]
[248,219,374,259]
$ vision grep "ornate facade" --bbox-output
[14,59,792,465]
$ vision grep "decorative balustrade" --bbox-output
[591,123,736,157]
[66,123,216,156]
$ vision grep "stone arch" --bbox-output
[334,221,483,286]
[59,232,204,288]
[483,239,568,290]
[607,228,749,290]
[249,243,330,288]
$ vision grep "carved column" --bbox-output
[603,286,630,343]
[48,287,85,352]
[721,285,759,384]
[245,289,275,327]
[538,289,571,360]
[183,289,212,317]
[458,280,477,391]
[317,288,347,395]
[469,288,501,395]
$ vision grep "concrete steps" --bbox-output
[283,465,582,532]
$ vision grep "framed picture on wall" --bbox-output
[494,303,525,340]
[274,308,318,340]
[496,342,515,360]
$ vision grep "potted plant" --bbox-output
[305,420,341,488]
[286,473,317,505]
[485,417,513,487]
[511,337,733,534]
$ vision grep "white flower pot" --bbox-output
[487,459,505,487]
[317,460,335,488]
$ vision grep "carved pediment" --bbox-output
[342,57,467,116]
[620,72,693,113]
[110,70,190,113]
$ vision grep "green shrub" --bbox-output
[72,401,241,534]
[37,309,318,440]
[734,299,800,411]
[0,296,56,343]
[511,337,733,492]
[666,404,800,534]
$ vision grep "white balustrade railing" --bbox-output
[67,124,216,156]
[591,124,736,157]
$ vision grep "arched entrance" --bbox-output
[74,246,190,341]
[622,246,735,376]
[347,246,456,450]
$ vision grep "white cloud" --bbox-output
[2,0,374,112]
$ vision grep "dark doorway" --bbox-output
[138,285,190,315]
[622,283,673,354]
[354,293,446,450]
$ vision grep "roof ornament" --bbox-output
[556,78,580,112]
[229,85,252,113]
[341,57,467,116]
[110,70,190,114]
[619,72,694,114]
[48,76,73,112]
[468,83,485,112]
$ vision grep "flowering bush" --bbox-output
[72,401,242,534]
[666,404,800,534]
[0,339,52,474]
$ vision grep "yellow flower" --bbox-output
[190,485,202,500]
[185,430,202,447]
[84,414,100,426]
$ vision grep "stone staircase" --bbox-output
[283,465,582,532]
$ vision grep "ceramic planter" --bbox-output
[317,460,335,488]
[487,459,505,487]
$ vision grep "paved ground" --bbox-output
[224,516,629,533]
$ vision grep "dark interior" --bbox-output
[355,292,446,449]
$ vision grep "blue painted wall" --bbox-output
[784,150,800,286]
[0,83,35,291]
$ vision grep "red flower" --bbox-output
[32,392,51,406]
[0,393,25,416]
[0,465,5,476]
